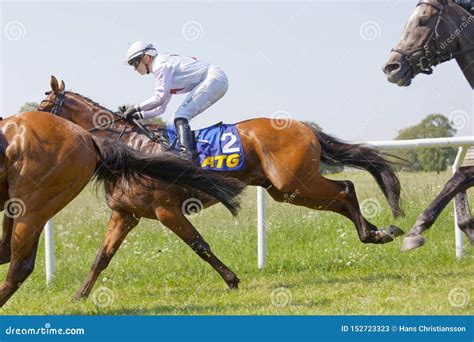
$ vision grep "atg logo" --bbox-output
[201,153,240,169]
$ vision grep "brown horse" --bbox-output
[383,0,474,88]
[38,76,405,300]
[0,109,244,307]
[383,0,474,251]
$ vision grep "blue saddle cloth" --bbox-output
[166,122,245,172]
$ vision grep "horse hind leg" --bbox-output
[328,179,404,244]
[267,183,403,244]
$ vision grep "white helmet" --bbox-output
[126,41,157,65]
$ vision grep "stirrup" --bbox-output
[178,148,193,160]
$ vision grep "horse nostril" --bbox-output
[383,62,401,75]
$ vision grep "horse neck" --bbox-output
[456,51,474,88]
[451,5,474,88]
[66,96,125,132]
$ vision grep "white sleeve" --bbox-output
[136,63,173,114]
[140,95,172,119]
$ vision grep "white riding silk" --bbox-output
[136,53,228,121]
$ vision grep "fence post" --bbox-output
[257,187,266,269]
[44,219,55,285]
[452,146,467,259]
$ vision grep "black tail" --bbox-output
[91,137,245,216]
[306,124,404,218]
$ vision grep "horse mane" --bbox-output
[66,90,167,131]
[67,91,114,113]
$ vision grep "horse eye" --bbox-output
[419,17,429,26]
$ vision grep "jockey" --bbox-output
[123,41,229,160]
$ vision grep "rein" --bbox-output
[391,1,474,74]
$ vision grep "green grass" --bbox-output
[1,171,473,315]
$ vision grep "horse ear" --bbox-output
[59,80,65,91]
[50,75,59,94]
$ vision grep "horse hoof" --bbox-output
[465,230,474,246]
[401,235,425,252]
[228,278,239,290]
[72,292,88,301]
[386,225,405,238]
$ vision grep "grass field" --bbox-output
[0,170,473,315]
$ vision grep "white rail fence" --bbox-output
[43,136,474,284]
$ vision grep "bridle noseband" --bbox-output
[391,1,474,75]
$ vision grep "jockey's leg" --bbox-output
[174,66,229,160]
[174,118,194,160]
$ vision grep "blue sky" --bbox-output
[1,0,472,140]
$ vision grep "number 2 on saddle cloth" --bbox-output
[166,122,246,171]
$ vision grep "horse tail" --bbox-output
[90,136,245,216]
[306,124,404,218]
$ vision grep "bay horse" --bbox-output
[0,110,244,307]
[383,0,474,251]
[38,76,405,301]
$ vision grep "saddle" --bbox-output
[163,121,245,172]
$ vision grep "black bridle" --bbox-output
[392,1,474,75]
[50,90,66,116]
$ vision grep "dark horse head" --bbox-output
[383,0,474,87]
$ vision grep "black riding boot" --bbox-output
[175,118,193,160]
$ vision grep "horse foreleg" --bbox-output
[155,206,239,289]
[0,216,42,307]
[402,166,474,251]
[75,210,139,300]
[0,215,13,265]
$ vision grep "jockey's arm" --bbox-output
[139,95,171,119]
[136,64,173,119]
